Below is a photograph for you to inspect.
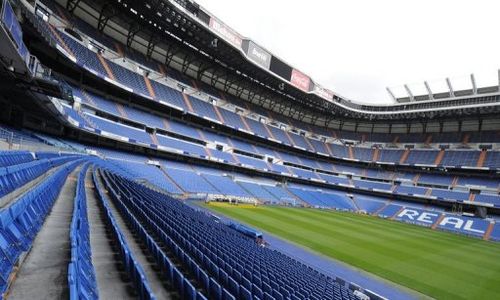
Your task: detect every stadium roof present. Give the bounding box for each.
[42,0,500,124]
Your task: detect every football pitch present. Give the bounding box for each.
[202,203,500,300]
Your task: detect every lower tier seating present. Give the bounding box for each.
[98,169,358,299]
[0,155,78,198]
[68,163,99,299]
[93,169,156,300]
[0,157,82,294]
[0,148,497,299]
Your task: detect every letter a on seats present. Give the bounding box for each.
[439,217,464,229]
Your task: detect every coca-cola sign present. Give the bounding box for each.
[290,69,311,92]
[209,17,242,48]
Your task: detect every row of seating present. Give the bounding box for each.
[94,147,500,208]
[288,186,356,210]
[0,158,82,295]
[0,155,82,200]
[73,87,500,170]
[99,154,500,233]
[0,150,33,168]
[92,169,156,300]
[99,168,208,300]
[99,169,359,299]
[62,101,500,197]
[68,163,99,300]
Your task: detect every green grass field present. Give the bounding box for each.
[202,203,500,300]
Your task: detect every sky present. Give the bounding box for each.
[195,0,500,104]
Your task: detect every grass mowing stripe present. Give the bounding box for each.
[203,203,500,300]
[247,208,500,299]
[268,208,500,269]
[258,208,494,283]
[271,207,500,258]
[287,208,489,249]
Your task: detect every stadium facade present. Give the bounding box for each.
[0,0,498,299]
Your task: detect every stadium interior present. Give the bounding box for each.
[0,0,498,299]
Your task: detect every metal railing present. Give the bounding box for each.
[0,126,78,153]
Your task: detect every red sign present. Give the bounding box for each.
[209,18,242,48]
[290,69,311,92]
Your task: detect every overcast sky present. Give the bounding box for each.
[195,0,500,104]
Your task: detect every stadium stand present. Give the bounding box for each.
[0,0,499,298]
[68,163,99,299]
[98,169,359,299]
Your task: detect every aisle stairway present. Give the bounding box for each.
[94,171,172,299]
[8,166,82,299]
[0,152,84,296]
[82,166,132,299]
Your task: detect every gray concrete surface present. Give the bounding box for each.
[7,166,80,300]
[95,172,172,300]
[85,168,135,300]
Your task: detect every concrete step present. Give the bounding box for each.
[8,166,81,299]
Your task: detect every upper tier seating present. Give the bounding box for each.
[58,32,107,77]
[395,185,428,196]
[419,174,454,186]
[44,100,500,208]
[80,90,121,116]
[189,97,219,121]
[475,193,500,206]
[309,138,329,154]
[107,60,150,96]
[431,188,470,201]
[352,147,373,161]
[67,84,500,174]
[245,119,270,137]
[62,105,92,127]
[165,119,202,140]
[87,114,152,144]
[354,180,393,191]
[456,177,499,189]
[483,151,500,168]
[440,150,480,166]
[218,109,247,130]
[156,134,206,157]
[378,150,403,163]
[405,150,438,165]
[44,22,500,148]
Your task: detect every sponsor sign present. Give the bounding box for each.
[290,69,311,92]
[313,84,335,101]
[246,41,271,69]
[209,17,242,48]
